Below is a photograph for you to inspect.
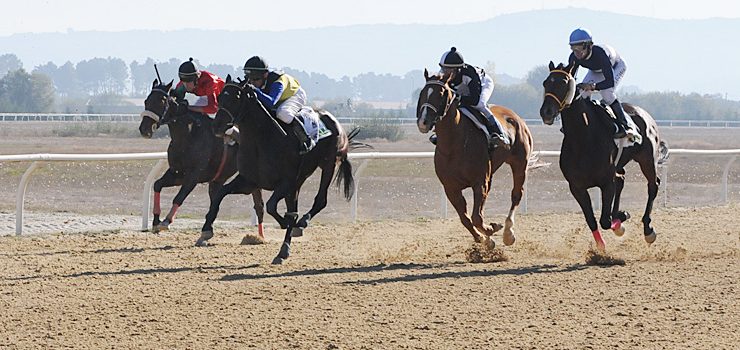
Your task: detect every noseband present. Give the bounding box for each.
[420,80,456,122]
[141,88,172,125]
[544,69,577,112]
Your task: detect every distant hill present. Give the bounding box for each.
[1,8,739,97]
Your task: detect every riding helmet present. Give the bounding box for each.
[569,28,593,45]
[178,57,199,82]
[439,47,464,68]
[243,56,269,77]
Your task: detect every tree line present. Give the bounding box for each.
[0,53,738,120]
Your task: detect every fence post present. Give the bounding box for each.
[721,155,737,204]
[351,159,370,222]
[440,186,448,219]
[15,161,43,235]
[661,164,669,207]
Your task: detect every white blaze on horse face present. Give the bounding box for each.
[418,110,430,133]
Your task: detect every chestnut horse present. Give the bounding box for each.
[139,79,264,235]
[417,70,533,247]
[539,62,669,251]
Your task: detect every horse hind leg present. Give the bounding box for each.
[445,186,487,244]
[503,160,528,246]
[638,158,659,244]
[569,183,605,251]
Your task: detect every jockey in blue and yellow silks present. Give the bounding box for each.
[243,55,314,154]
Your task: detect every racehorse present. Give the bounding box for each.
[417,69,534,247]
[539,61,669,251]
[199,75,362,264]
[139,79,264,236]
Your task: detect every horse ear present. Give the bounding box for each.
[565,61,576,75]
[152,79,158,88]
[424,68,430,80]
[166,79,173,90]
[226,74,232,83]
[548,61,555,71]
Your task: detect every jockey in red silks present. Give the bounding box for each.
[172,57,225,119]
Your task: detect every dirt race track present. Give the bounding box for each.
[0,205,738,349]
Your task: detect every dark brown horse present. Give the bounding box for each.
[200,76,361,263]
[539,62,669,251]
[416,70,533,247]
[139,79,264,236]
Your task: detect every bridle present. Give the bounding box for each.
[419,80,456,123]
[544,69,577,112]
[216,83,244,124]
[141,88,173,125]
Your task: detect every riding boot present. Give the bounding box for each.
[610,100,630,139]
[484,114,511,151]
[290,120,314,155]
[429,133,437,145]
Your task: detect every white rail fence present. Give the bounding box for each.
[1,150,738,235]
[2,114,740,128]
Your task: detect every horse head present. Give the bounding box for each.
[539,61,577,125]
[139,79,176,138]
[416,68,457,133]
[214,74,248,136]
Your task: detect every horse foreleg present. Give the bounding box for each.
[199,175,253,246]
[569,182,605,251]
[266,182,291,229]
[151,169,178,230]
[251,190,265,238]
[638,160,659,244]
[159,173,199,230]
[471,183,500,238]
[444,186,486,243]
[611,169,628,236]
[598,179,615,231]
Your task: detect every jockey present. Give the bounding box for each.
[243,55,314,154]
[432,47,510,150]
[568,28,631,138]
[172,57,225,120]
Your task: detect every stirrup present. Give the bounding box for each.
[489,134,510,151]
[429,134,437,145]
[613,125,627,139]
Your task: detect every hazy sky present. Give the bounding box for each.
[3,0,740,35]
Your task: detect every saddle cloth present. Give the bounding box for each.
[458,106,492,140]
[297,106,332,145]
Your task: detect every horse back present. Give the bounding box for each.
[622,103,664,162]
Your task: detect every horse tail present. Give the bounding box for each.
[658,140,670,165]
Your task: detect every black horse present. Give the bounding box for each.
[198,76,361,263]
[539,62,669,251]
[139,79,264,235]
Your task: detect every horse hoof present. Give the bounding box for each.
[483,237,496,250]
[613,224,626,237]
[503,231,516,246]
[290,227,304,238]
[645,230,657,244]
[271,256,285,265]
[491,223,504,233]
[195,231,214,247]
[278,242,291,260]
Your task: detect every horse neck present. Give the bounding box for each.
[434,105,466,147]
[166,117,192,145]
[561,99,611,150]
